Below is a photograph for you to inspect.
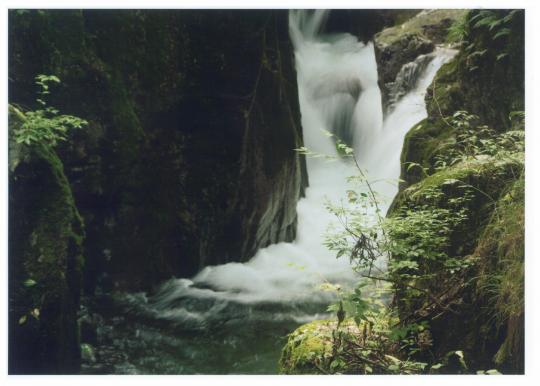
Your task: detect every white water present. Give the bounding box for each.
[132,10,456,320]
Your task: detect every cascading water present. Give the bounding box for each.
[83,10,456,375]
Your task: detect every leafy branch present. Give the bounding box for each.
[11,74,87,149]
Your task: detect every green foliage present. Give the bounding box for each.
[386,203,470,277]
[446,12,469,43]
[470,10,519,37]
[462,10,521,67]
[477,369,502,375]
[23,278,37,287]
[433,110,524,171]
[475,176,524,329]
[12,74,87,148]
[305,108,524,373]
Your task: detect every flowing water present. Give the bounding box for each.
[82,10,455,375]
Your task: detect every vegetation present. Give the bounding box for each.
[375,9,466,45]
[283,102,524,374]
[8,8,524,376]
[9,76,87,373]
[11,74,87,149]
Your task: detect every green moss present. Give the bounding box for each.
[108,71,145,162]
[376,10,467,45]
[425,58,463,118]
[425,10,524,132]
[412,156,519,197]
[399,118,456,188]
[474,176,524,372]
[279,319,371,374]
[279,316,400,375]
[279,320,335,374]
[9,106,85,374]
[394,153,523,214]
[389,9,524,373]
[389,153,524,372]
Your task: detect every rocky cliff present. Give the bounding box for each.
[9,10,308,292]
[374,10,466,113]
[9,106,85,374]
[391,9,524,373]
[9,9,308,373]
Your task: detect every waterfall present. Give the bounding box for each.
[122,7,456,331]
[97,10,457,374]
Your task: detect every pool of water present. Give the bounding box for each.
[81,291,333,374]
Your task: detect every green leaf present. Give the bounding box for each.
[23,278,37,287]
[493,28,511,40]
[488,19,503,31]
[385,354,401,363]
[473,14,497,29]
[18,315,27,325]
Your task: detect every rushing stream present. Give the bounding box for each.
[82,10,455,375]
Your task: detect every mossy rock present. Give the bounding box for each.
[423,10,524,132]
[9,106,85,374]
[393,153,523,215]
[279,316,402,375]
[473,176,524,373]
[389,9,524,373]
[398,118,456,188]
[279,320,357,374]
[389,155,523,372]
[9,10,308,292]
[375,9,466,46]
[374,10,466,111]
[407,154,521,200]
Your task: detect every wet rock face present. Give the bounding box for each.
[385,53,435,112]
[374,10,467,113]
[9,10,307,291]
[375,34,435,110]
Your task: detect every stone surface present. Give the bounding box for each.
[388,9,525,373]
[9,106,85,374]
[9,10,308,291]
[374,10,466,112]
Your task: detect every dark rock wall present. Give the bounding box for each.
[9,10,308,291]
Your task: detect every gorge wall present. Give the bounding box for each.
[9,10,308,293]
[391,9,524,373]
[9,9,308,373]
